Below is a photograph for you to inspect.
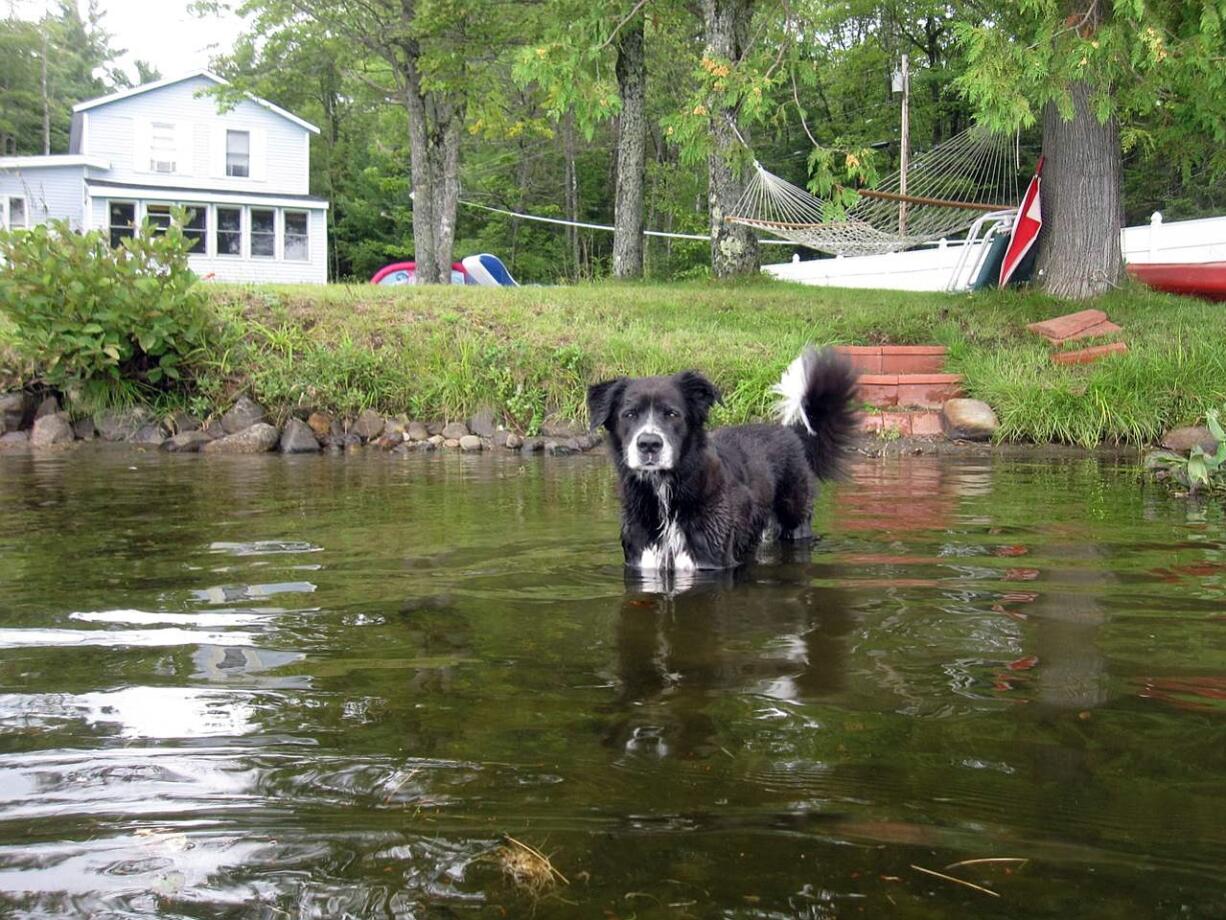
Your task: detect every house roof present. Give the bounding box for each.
[72,70,320,136]
[0,155,110,170]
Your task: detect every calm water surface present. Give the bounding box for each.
[0,448,1223,918]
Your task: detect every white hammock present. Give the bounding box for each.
[728,127,1022,256]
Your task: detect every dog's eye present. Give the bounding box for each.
[662,408,680,418]
[622,409,637,419]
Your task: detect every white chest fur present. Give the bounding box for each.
[635,481,696,571]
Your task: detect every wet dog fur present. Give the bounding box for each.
[587,347,859,572]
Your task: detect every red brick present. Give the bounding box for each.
[833,345,882,374]
[860,413,884,433]
[1061,319,1122,341]
[896,373,964,408]
[880,412,913,436]
[1051,341,1129,365]
[909,411,945,437]
[1027,309,1108,343]
[882,352,947,374]
[857,373,898,407]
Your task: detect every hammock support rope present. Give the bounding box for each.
[727,127,1023,257]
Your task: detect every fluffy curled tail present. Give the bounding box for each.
[771,346,860,479]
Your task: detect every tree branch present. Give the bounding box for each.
[596,0,650,52]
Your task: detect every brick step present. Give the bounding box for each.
[857,373,964,409]
[861,409,944,438]
[1027,309,1120,344]
[835,344,948,374]
[1051,341,1129,365]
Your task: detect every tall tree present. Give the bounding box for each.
[702,0,760,278]
[613,12,647,278]
[222,0,517,284]
[957,0,1226,299]
[515,0,652,279]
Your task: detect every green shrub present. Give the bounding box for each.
[0,215,215,409]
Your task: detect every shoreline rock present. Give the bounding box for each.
[202,422,280,454]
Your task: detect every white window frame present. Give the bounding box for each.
[225,129,251,178]
[214,204,245,259]
[3,195,28,230]
[149,120,178,174]
[283,210,309,262]
[249,206,277,259]
[178,203,208,255]
[107,199,137,247]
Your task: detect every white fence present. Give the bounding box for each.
[762,212,1226,291]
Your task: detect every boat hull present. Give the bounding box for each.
[1127,262,1226,301]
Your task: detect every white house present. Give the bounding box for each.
[0,71,329,284]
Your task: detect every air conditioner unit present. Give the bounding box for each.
[151,159,176,173]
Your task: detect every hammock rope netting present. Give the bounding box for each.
[728,127,1024,256]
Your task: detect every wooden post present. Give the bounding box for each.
[41,22,50,156]
[898,53,909,236]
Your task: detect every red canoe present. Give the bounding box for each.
[1127,262,1226,302]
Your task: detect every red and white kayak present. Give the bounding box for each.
[1127,262,1226,302]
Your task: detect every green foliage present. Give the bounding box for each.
[0,217,216,410]
[1146,408,1226,493]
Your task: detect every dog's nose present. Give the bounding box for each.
[636,432,663,456]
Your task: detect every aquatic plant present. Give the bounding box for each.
[1146,408,1226,494]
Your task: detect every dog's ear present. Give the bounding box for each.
[673,371,721,425]
[586,377,627,431]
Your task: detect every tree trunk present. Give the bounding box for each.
[1035,79,1124,299]
[702,0,759,278]
[613,15,646,279]
[402,50,464,285]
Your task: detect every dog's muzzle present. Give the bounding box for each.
[626,421,673,471]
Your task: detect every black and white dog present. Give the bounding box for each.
[587,347,859,572]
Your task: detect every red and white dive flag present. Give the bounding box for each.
[999,156,1044,287]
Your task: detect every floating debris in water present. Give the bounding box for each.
[493,835,568,896]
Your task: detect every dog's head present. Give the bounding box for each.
[587,371,720,474]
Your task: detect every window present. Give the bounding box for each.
[226,130,250,177]
[284,211,309,261]
[145,203,173,235]
[181,205,206,254]
[5,197,27,230]
[149,121,177,173]
[109,201,136,247]
[250,208,275,258]
[216,206,242,256]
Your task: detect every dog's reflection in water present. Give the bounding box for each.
[603,546,853,760]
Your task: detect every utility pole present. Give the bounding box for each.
[898,53,910,236]
[41,17,51,156]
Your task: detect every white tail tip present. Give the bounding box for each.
[771,349,814,434]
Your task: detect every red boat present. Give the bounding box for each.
[1127,261,1226,301]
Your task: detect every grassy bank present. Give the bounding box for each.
[196,279,1226,447]
[4,278,1224,446]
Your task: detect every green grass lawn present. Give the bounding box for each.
[201,278,1226,447]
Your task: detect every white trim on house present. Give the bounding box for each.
[85,180,329,211]
[72,70,321,136]
[0,155,110,170]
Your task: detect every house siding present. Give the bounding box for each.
[0,164,87,230]
[83,76,311,196]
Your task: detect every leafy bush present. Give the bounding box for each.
[0,215,214,408]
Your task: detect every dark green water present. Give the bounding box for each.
[0,448,1223,918]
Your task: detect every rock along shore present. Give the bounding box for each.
[0,392,607,458]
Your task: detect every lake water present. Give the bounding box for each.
[0,448,1223,918]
